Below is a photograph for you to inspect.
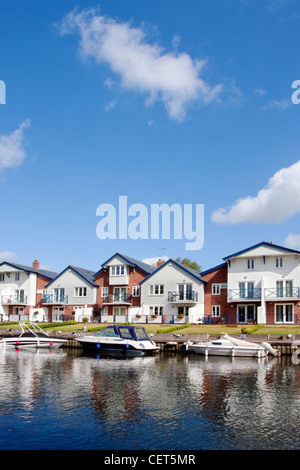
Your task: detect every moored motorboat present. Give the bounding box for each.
[77,325,160,356]
[187,334,279,358]
[0,321,68,349]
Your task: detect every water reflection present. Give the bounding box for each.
[0,347,299,450]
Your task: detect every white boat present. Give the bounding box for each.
[77,325,160,356]
[0,321,68,349]
[187,334,279,358]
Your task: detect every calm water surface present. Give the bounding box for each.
[0,347,299,450]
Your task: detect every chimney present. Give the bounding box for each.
[157,259,163,268]
[32,259,40,269]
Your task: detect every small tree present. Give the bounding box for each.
[175,257,201,272]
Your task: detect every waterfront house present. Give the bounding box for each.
[223,241,300,325]
[0,260,57,322]
[139,259,206,324]
[94,253,155,322]
[43,265,99,322]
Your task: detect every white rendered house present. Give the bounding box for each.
[43,265,99,322]
[0,260,57,322]
[224,242,300,324]
[139,259,205,324]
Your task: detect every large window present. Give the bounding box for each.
[275,304,293,323]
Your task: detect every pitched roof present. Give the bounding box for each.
[223,241,300,260]
[95,252,155,276]
[200,263,227,276]
[0,261,57,280]
[45,265,99,288]
[139,258,206,285]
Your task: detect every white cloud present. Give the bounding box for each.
[284,233,300,249]
[0,251,17,262]
[142,256,168,267]
[58,8,222,121]
[260,99,291,110]
[211,160,300,224]
[0,120,31,173]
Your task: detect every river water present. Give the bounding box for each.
[0,347,299,451]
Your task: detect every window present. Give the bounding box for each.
[74,287,87,297]
[276,280,293,298]
[178,307,189,315]
[275,304,293,323]
[15,290,25,302]
[102,286,109,297]
[101,306,108,315]
[0,274,4,282]
[132,286,140,297]
[15,273,20,281]
[149,284,164,295]
[276,257,283,268]
[212,284,221,295]
[113,307,127,316]
[150,306,163,315]
[111,265,125,276]
[212,305,220,317]
[247,259,255,269]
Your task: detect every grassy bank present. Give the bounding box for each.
[2,321,300,336]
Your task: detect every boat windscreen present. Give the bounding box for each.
[95,327,119,337]
[119,327,134,340]
[134,327,150,340]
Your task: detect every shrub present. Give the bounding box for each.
[241,323,263,335]
[157,323,191,334]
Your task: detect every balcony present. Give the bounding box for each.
[1,294,28,305]
[264,287,300,300]
[42,294,68,304]
[228,288,261,301]
[102,293,132,304]
[168,291,198,304]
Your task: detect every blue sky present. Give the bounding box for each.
[1,0,300,274]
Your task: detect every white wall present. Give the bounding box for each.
[46,268,97,305]
[140,261,204,323]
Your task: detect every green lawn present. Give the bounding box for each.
[2,322,300,336]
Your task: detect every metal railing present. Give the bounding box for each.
[1,294,28,304]
[264,287,300,299]
[168,291,198,302]
[42,294,69,304]
[228,288,261,300]
[102,293,132,303]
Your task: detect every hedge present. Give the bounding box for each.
[241,323,263,334]
[156,323,191,334]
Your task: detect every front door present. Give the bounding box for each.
[237,305,255,323]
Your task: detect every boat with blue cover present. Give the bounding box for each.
[76,325,160,355]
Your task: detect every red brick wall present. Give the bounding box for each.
[202,264,236,324]
[265,301,300,324]
[94,265,149,315]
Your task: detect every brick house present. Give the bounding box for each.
[201,263,234,324]
[94,253,155,322]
